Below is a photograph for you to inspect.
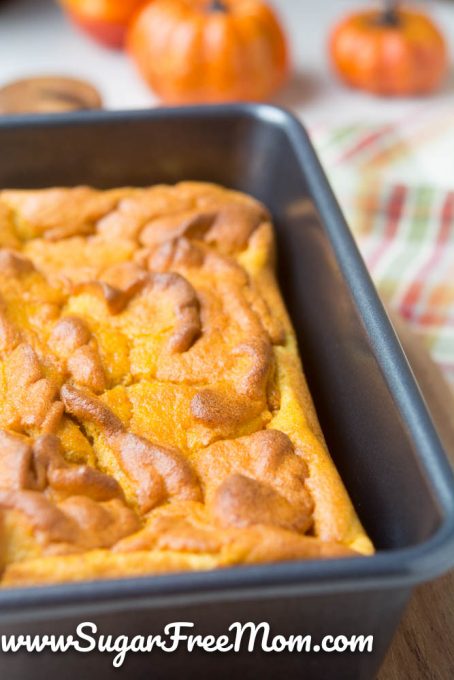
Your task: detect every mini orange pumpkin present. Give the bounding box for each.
[329,3,448,96]
[127,0,289,104]
[60,0,146,48]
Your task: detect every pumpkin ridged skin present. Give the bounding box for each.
[330,9,448,96]
[127,0,289,104]
[61,0,145,48]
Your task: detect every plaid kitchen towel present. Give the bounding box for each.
[310,105,454,390]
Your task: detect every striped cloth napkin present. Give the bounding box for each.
[311,105,454,391]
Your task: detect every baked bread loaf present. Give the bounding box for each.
[0,182,373,586]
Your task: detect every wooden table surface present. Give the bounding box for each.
[378,310,454,680]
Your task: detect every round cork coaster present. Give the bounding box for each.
[0,76,103,114]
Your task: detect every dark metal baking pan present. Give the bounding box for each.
[0,105,453,680]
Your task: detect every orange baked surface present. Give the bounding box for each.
[0,182,373,587]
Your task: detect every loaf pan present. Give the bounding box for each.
[0,105,453,680]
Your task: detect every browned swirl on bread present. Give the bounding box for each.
[0,182,372,586]
[61,383,202,513]
[74,272,201,353]
[0,431,139,556]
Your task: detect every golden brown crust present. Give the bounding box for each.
[0,182,373,587]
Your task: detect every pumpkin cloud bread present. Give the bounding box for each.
[0,182,373,587]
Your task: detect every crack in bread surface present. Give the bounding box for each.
[0,182,373,587]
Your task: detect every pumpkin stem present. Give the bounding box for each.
[211,0,228,12]
[379,0,400,27]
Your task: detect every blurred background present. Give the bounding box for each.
[1,0,454,119]
[0,0,453,392]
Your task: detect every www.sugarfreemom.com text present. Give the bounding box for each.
[1,622,374,667]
